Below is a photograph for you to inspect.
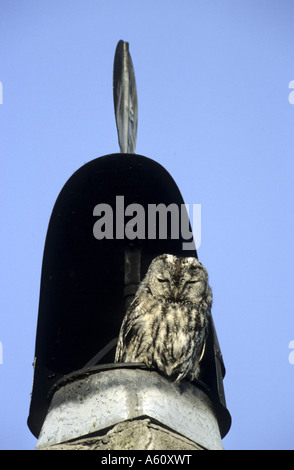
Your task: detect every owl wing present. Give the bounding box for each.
[172,303,209,383]
[114,296,142,362]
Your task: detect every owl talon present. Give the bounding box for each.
[143,358,153,368]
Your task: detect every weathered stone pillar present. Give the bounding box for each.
[36,368,223,450]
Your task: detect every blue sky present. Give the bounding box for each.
[1,1,294,450]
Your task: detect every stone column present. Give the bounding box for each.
[36,368,223,450]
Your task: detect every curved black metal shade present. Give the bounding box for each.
[27,153,231,439]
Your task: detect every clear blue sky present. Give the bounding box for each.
[1,0,294,450]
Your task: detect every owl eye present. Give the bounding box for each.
[157,278,169,283]
[186,280,198,285]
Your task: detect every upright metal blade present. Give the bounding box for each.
[113,40,138,154]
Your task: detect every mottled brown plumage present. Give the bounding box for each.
[115,254,212,382]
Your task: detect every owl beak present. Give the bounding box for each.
[173,288,179,301]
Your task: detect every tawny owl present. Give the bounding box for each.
[115,254,212,382]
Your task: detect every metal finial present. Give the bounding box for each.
[113,40,138,154]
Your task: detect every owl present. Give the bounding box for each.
[115,254,212,382]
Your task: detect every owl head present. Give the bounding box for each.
[141,254,212,305]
